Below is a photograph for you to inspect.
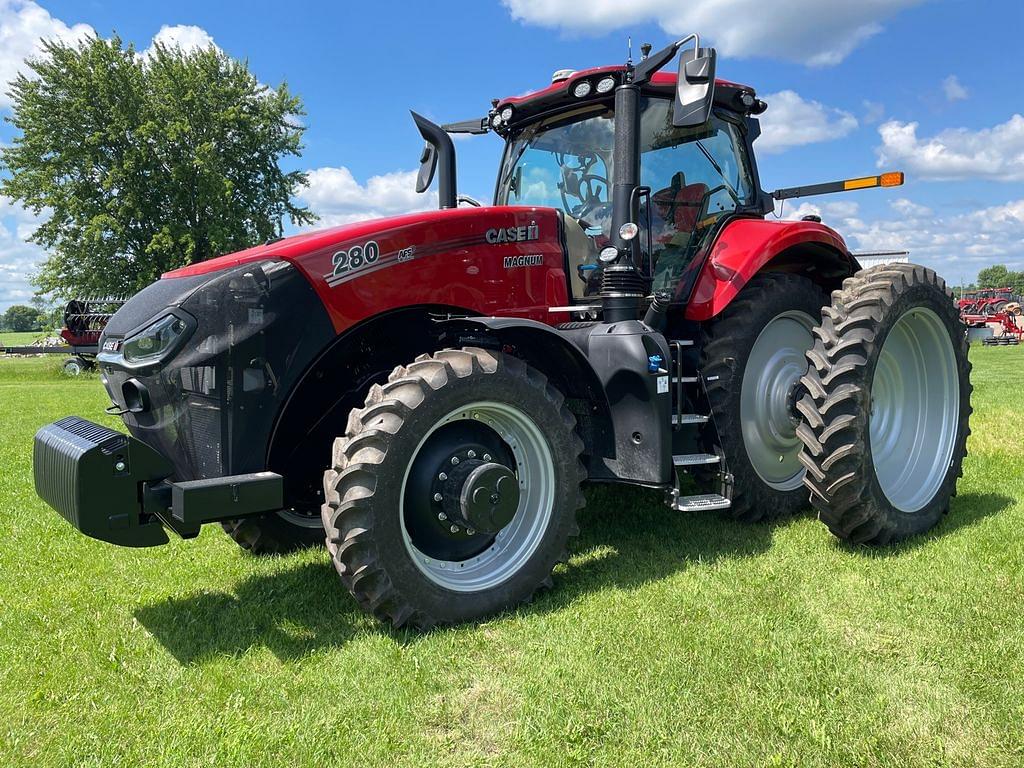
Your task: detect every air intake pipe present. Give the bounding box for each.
[411,111,457,209]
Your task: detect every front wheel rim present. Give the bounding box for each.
[400,401,556,592]
[870,307,959,512]
[740,310,816,491]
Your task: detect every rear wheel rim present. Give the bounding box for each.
[870,307,959,512]
[400,401,556,592]
[740,310,816,491]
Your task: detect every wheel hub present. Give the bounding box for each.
[441,459,520,534]
[740,310,816,491]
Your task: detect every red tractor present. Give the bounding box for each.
[34,36,972,628]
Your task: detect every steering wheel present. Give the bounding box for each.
[557,153,609,219]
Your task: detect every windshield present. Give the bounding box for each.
[496,97,756,298]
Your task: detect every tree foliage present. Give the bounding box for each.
[3,305,43,332]
[977,264,1024,293]
[0,36,315,299]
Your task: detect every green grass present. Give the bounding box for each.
[1,348,1021,767]
[0,330,58,347]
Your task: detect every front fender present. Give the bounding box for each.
[443,317,616,459]
[684,218,854,321]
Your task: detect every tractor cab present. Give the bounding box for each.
[492,77,766,301]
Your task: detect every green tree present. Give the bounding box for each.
[977,265,1012,289]
[3,305,42,332]
[0,36,315,299]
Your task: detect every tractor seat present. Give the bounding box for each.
[652,172,707,243]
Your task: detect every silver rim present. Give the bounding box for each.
[740,310,816,491]
[400,401,556,592]
[64,361,81,375]
[870,307,959,513]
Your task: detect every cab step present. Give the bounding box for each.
[672,453,721,466]
[672,493,732,512]
[672,414,710,425]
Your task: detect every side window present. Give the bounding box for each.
[639,99,754,292]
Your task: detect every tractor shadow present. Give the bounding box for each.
[136,490,1009,664]
[136,484,785,664]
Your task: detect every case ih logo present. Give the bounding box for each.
[503,254,544,269]
[485,223,539,244]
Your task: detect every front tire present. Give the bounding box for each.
[796,264,972,544]
[699,272,826,522]
[321,348,585,629]
[220,510,324,555]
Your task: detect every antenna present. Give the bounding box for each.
[627,36,632,66]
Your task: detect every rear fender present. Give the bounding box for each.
[684,218,857,321]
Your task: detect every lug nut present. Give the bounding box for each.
[450,524,460,534]
[438,472,447,481]
[438,512,447,521]
[467,450,476,458]
[433,492,443,502]
[482,454,491,461]
[451,456,460,465]
[467,528,476,536]
[114,461,126,472]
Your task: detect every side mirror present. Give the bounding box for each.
[416,141,437,194]
[673,46,716,127]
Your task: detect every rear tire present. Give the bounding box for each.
[699,272,826,522]
[796,264,972,545]
[321,347,585,629]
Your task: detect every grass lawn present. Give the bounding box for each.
[0,330,59,347]
[1,348,1021,767]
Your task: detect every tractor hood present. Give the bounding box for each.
[161,209,459,280]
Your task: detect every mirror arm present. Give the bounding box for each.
[633,33,699,84]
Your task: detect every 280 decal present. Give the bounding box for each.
[330,240,380,278]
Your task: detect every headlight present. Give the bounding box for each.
[573,81,592,98]
[122,314,190,364]
[596,76,616,94]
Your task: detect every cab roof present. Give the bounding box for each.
[491,65,756,135]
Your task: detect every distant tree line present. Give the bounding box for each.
[975,265,1024,294]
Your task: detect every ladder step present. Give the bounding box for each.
[673,493,732,512]
[670,339,695,347]
[672,414,710,425]
[673,453,721,467]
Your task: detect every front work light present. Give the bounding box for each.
[618,222,639,241]
[500,106,513,122]
[122,314,189,364]
[573,81,592,98]
[596,76,616,94]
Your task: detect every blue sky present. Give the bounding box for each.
[1,0,1022,310]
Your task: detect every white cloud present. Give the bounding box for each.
[502,0,923,66]
[0,0,94,109]
[299,167,437,227]
[772,195,1024,281]
[876,115,1024,181]
[141,24,218,59]
[0,195,47,311]
[942,75,968,102]
[757,90,858,153]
